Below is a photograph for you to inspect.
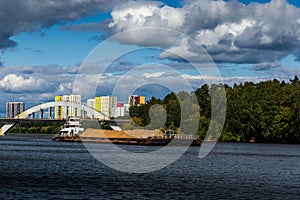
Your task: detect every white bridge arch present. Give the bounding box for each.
[1,101,111,136]
[17,101,110,120]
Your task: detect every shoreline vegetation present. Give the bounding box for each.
[8,133,54,137]
[6,77,300,144]
[6,121,64,136]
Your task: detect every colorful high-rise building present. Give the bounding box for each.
[128,95,145,107]
[54,94,81,119]
[63,94,81,118]
[93,96,117,118]
[6,102,25,118]
[140,96,145,105]
[54,96,63,119]
[94,96,102,112]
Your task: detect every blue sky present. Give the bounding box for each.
[1,0,300,116]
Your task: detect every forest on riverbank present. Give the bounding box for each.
[129,76,300,144]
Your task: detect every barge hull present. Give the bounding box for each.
[53,136,201,146]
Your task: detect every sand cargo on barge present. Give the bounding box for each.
[52,118,201,146]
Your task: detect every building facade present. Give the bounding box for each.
[94,96,102,113]
[87,98,95,109]
[54,96,63,119]
[54,94,81,119]
[86,98,95,119]
[6,102,25,118]
[89,96,117,118]
[102,96,117,118]
[128,95,145,107]
[114,103,125,118]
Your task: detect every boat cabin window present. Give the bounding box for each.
[69,118,80,122]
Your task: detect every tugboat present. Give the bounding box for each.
[52,117,84,142]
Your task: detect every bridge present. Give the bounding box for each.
[0,118,65,123]
[0,101,119,136]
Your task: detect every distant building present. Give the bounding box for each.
[87,99,95,108]
[54,96,63,119]
[86,98,95,118]
[128,95,145,107]
[115,103,125,118]
[92,96,117,118]
[63,94,81,118]
[102,96,117,118]
[94,96,102,113]
[6,102,25,118]
[54,94,81,119]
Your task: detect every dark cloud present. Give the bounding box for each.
[294,49,300,61]
[252,61,281,71]
[207,48,286,64]
[60,20,111,32]
[0,0,119,49]
[21,69,34,75]
[114,58,135,66]
[183,0,247,33]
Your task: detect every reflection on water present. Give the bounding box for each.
[0,134,299,199]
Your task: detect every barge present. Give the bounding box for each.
[53,119,201,146]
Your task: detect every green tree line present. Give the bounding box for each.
[8,121,65,135]
[129,76,300,144]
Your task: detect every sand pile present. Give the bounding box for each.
[80,128,163,139]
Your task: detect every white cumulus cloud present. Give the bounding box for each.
[0,74,52,93]
[107,0,300,65]
[142,72,165,78]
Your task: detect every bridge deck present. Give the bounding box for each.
[0,118,130,123]
[0,118,66,123]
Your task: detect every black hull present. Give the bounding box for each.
[53,136,201,146]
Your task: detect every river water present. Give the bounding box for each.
[0,134,299,199]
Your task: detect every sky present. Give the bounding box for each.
[1,0,300,116]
